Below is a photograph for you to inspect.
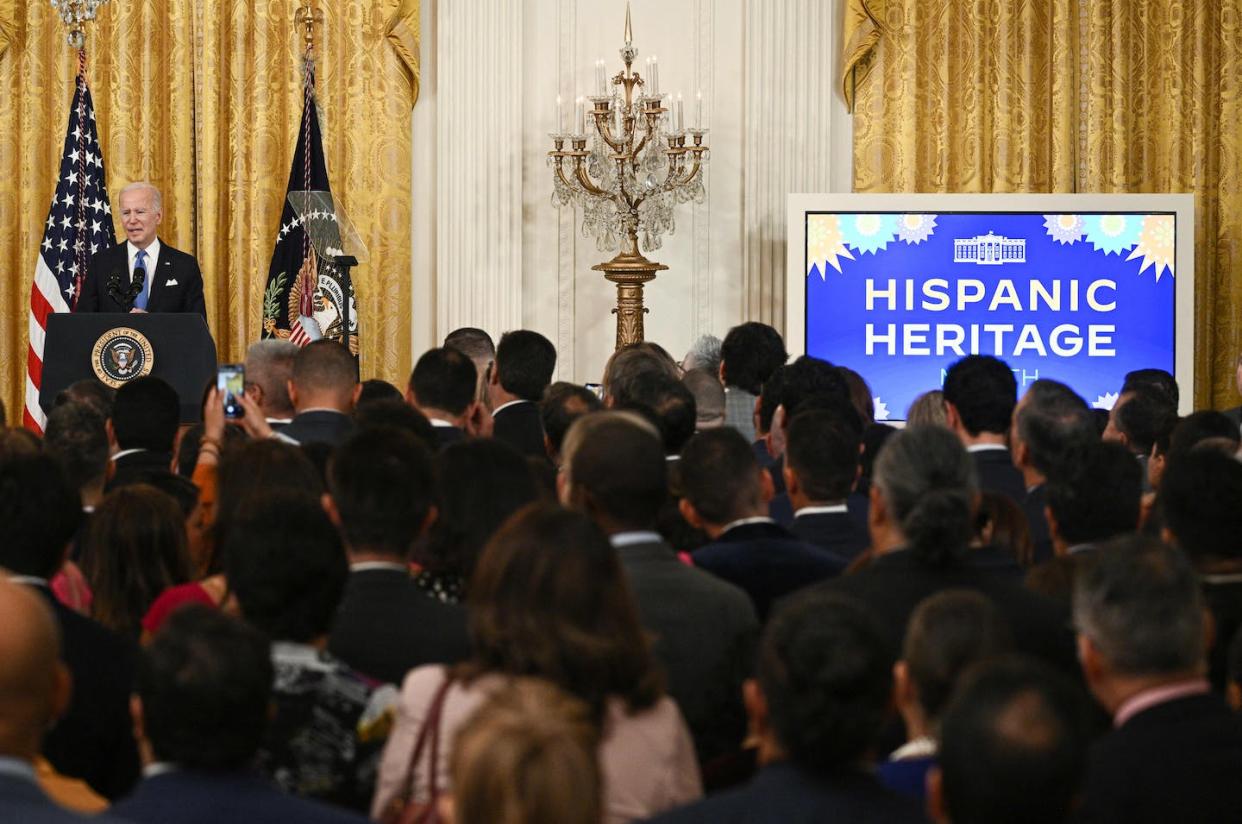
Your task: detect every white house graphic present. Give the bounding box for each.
[953,232,1026,265]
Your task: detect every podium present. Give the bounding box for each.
[39,314,218,424]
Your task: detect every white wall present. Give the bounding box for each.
[411,0,853,382]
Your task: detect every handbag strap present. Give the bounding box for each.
[397,671,455,808]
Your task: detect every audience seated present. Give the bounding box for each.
[326,428,471,685]
[243,339,299,428]
[269,339,360,446]
[941,355,1026,504]
[539,381,602,466]
[406,346,480,450]
[680,427,846,620]
[560,412,758,766]
[682,368,725,430]
[1074,536,1242,823]
[784,407,870,562]
[373,504,701,823]
[487,330,556,458]
[648,590,924,823]
[107,376,180,490]
[718,322,787,441]
[113,605,365,824]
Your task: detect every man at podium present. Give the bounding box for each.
[77,182,206,319]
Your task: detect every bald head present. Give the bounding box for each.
[0,579,71,759]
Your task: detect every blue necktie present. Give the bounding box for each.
[133,249,149,310]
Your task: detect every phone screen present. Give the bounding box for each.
[585,382,604,400]
[217,364,245,419]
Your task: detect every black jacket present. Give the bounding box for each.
[790,509,871,562]
[78,241,206,317]
[279,410,355,448]
[492,400,546,459]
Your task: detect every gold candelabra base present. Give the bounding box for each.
[592,251,668,349]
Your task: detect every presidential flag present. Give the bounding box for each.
[260,92,356,351]
[25,73,116,432]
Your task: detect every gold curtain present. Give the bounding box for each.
[0,1,419,424]
[847,0,1241,408]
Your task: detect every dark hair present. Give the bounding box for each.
[903,590,1012,725]
[720,322,787,395]
[444,327,496,362]
[858,422,898,497]
[112,376,180,452]
[776,357,850,424]
[175,423,246,479]
[291,339,358,395]
[1045,440,1141,546]
[52,378,115,417]
[1159,449,1242,563]
[495,330,557,400]
[539,383,602,456]
[837,366,875,422]
[328,428,436,558]
[756,366,785,435]
[226,490,348,642]
[974,492,1034,566]
[139,605,273,770]
[83,485,192,638]
[43,402,109,490]
[1122,368,1179,409]
[422,439,541,581]
[679,428,763,524]
[1014,380,1095,478]
[357,379,403,407]
[618,372,697,455]
[1113,385,1177,455]
[410,347,478,416]
[603,346,680,408]
[0,454,82,577]
[567,416,667,530]
[1073,535,1205,675]
[466,504,662,722]
[759,591,892,772]
[785,409,864,502]
[353,397,437,452]
[939,656,1088,824]
[942,355,1017,436]
[1168,411,1240,459]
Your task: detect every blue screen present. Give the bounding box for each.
[804,212,1177,420]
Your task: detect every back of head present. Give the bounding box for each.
[410,346,478,416]
[444,327,496,363]
[907,390,947,427]
[1113,384,1177,455]
[873,425,977,566]
[619,372,697,455]
[720,322,787,395]
[0,578,65,758]
[603,345,680,407]
[786,407,864,503]
[838,366,875,423]
[353,397,437,451]
[1122,368,1179,410]
[564,413,667,530]
[328,428,435,559]
[682,368,725,429]
[112,376,180,452]
[357,379,403,407]
[759,591,892,773]
[679,428,763,524]
[942,355,1017,437]
[539,382,602,457]
[938,656,1088,824]
[139,604,272,770]
[682,334,722,377]
[1045,440,1141,546]
[1168,410,1240,460]
[777,356,850,421]
[1015,380,1094,478]
[756,366,785,436]
[0,454,82,578]
[225,490,347,642]
[1159,448,1242,564]
[1073,535,1205,676]
[903,590,1013,727]
[215,439,323,553]
[468,504,660,717]
[52,379,115,418]
[43,402,109,492]
[495,330,556,401]
[451,679,601,824]
[244,339,298,417]
[290,339,358,407]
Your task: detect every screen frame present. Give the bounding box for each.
[785,193,1196,417]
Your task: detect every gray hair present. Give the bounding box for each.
[682,368,725,427]
[872,425,977,565]
[118,181,163,213]
[1073,535,1205,676]
[682,334,722,377]
[244,340,299,416]
[906,390,947,427]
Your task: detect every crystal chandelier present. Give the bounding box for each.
[49,0,110,48]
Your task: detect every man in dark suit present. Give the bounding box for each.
[487,329,556,458]
[274,340,358,447]
[784,407,870,562]
[561,412,758,765]
[647,591,924,824]
[113,606,365,824]
[105,376,180,490]
[405,346,478,451]
[1076,537,1242,823]
[679,427,846,620]
[539,381,601,467]
[942,354,1027,503]
[77,182,205,317]
[0,455,139,800]
[326,428,470,684]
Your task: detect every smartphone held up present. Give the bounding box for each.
[217,364,245,419]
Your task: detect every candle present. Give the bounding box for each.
[575,96,584,134]
[556,94,564,133]
[651,56,659,96]
[595,60,606,96]
[695,90,703,128]
[624,1,632,46]
[675,93,684,131]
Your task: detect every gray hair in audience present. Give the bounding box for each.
[444,327,496,362]
[602,345,681,407]
[682,368,725,429]
[682,334,722,377]
[244,339,298,416]
[907,390,947,427]
[1072,535,1205,676]
[1015,379,1094,478]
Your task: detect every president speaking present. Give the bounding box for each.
[77,181,206,318]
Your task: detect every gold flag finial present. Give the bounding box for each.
[295,3,323,55]
[624,1,632,46]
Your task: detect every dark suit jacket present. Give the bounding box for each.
[108,449,176,492]
[970,447,1027,503]
[112,769,367,824]
[1204,579,1242,691]
[492,400,546,458]
[790,509,870,562]
[78,241,206,317]
[279,410,355,448]
[327,567,471,685]
[431,424,465,451]
[1081,692,1242,824]
[692,521,848,620]
[646,762,926,824]
[1022,482,1054,565]
[615,537,759,765]
[0,773,131,824]
[31,585,140,800]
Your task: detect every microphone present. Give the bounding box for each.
[132,262,146,292]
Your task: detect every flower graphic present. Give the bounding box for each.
[839,213,899,255]
[1044,214,1085,245]
[1126,214,1176,281]
[1092,391,1119,411]
[807,214,854,277]
[897,214,937,245]
[873,397,890,421]
[1082,214,1142,255]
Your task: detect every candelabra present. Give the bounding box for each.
[548,6,709,349]
[49,0,111,48]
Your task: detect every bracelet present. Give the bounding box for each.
[201,435,222,449]
[198,443,220,455]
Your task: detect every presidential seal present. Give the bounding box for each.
[91,327,155,388]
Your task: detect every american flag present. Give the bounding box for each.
[25,73,115,432]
